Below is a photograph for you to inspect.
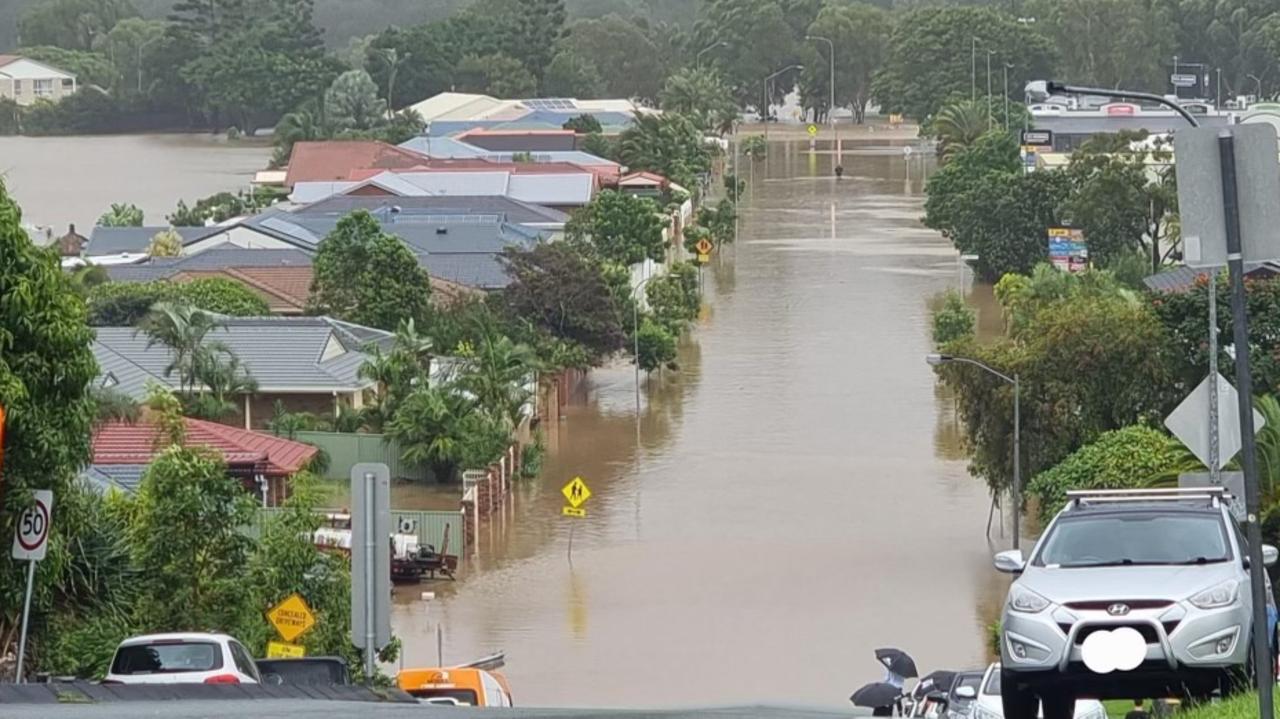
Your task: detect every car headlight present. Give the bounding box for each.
[1190,579,1240,609]
[1009,585,1051,613]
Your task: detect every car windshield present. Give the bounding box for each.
[112,642,221,674]
[1035,512,1230,567]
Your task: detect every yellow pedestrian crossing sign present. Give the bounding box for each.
[807,124,818,137]
[562,476,591,508]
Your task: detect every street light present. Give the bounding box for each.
[631,276,656,413]
[1003,63,1014,129]
[971,37,980,101]
[762,64,803,143]
[926,353,1021,550]
[986,50,996,128]
[805,35,835,127]
[1026,80,1199,127]
[696,41,727,69]
[1249,73,1264,101]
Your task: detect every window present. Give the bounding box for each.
[228,641,259,681]
[12,80,21,94]
[33,79,53,97]
[111,641,222,674]
[61,78,73,88]
[1035,512,1230,568]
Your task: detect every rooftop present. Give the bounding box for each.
[93,316,394,399]
[92,417,318,478]
[283,141,433,187]
[87,226,225,257]
[294,195,570,227]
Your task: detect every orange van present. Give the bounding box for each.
[396,667,513,707]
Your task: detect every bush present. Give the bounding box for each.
[520,431,546,479]
[646,263,700,334]
[635,319,677,372]
[87,279,269,325]
[1026,426,1189,525]
[932,290,975,345]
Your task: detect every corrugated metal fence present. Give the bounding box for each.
[250,507,465,557]
[293,431,429,482]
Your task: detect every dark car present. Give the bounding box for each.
[254,657,350,686]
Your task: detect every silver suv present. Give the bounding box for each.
[994,488,1278,719]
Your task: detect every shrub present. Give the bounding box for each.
[87,278,269,325]
[635,319,677,372]
[932,290,975,345]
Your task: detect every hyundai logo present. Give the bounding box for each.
[1107,603,1131,616]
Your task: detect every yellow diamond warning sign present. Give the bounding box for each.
[561,476,591,508]
[266,592,315,643]
[694,238,714,255]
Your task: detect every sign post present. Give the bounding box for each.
[561,476,592,563]
[350,464,390,682]
[1046,227,1088,272]
[12,489,52,683]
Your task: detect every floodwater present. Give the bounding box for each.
[389,139,1011,708]
[0,134,271,233]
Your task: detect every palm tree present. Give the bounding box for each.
[90,385,142,426]
[458,330,541,429]
[933,99,991,161]
[386,385,508,482]
[136,302,227,395]
[358,318,436,430]
[187,348,257,420]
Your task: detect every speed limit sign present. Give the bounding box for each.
[12,490,52,561]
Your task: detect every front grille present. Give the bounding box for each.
[1074,624,1160,645]
[1162,620,1180,636]
[1064,599,1173,611]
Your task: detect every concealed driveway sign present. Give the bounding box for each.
[266,592,316,643]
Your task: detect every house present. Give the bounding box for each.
[1142,262,1280,293]
[283,140,436,188]
[290,168,596,210]
[92,316,394,429]
[0,55,76,106]
[397,135,622,185]
[86,225,229,259]
[87,417,318,505]
[103,248,317,314]
[293,195,570,235]
[405,92,639,136]
[456,129,578,152]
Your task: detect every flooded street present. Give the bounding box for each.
[392,140,1010,708]
[0,134,271,232]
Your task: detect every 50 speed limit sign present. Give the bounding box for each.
[12,490,53,561]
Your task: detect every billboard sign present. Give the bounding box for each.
[1048,227,1088,272]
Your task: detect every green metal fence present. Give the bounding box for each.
[293,431,428,482]
[250,507,465,557]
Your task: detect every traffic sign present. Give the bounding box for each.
[807,124,818,137]
[12,490,52,561]
[1020,129,1053,147]
[266,592,316,643]
[695,237,714,255]
[562,507,586,518]
[1164,373,1265,469]
[561,476,591,508]
[1171,73,1198,88]
[266,641,306,659]
[697,253,711,264]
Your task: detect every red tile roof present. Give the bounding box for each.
[284,141,432,187]
[92,418,317,477]
[172,267,314,313]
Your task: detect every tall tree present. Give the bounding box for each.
[465,0,567,85]
[325,69,386,131]
[872,5,1056,122]
[307,210,433,331]
[137,301,228,395]
[696,0,800,106]
[0,179,99,664]
[1028,0,1176,92]
[18,0,138,51]
[801,2,891,124]
[566,190,667,266]
[100,18,168,95]
[659,67,737,133]
[454,54,538,98]
[558,14,667,101]
[616,112,712,190]
[542,50,606,98]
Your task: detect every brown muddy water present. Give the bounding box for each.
[385,140,1011,708]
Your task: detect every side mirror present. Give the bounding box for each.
[994,549,1026,574]
[1264,544,1279,567]
[955,685,977,700]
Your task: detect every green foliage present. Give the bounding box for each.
[20,88,120,135]
[660,67,737,133]
[357,318,436,432]
[455,53,538,98]
[168,188,282,226]
[19,46,117,89]
[697,198,737,245]
[635,319,677,372]
[87,278,268,326]
[19,0,138,51]
[544,52,605,99]
[1027,426,1189,524]
[386,385,510,482]
[455,327,541,430]
[325,69,386,131]
[932,100,993,161]
[799,2,891,124]
[499,241,627,366]
[1151,276,1280,398]
[558,14,667,102]
[645,262,700,334]
[0,179,99,665]
[307,210,433,331]
[937,276,1178,497]
[872,5,1056,122]
[562,113,603,135]
[520,431,546,479]
[931,290,975,346]
[97,203,144,227]
[1027,0,1176,92]
[740,134,766,162]
[617,112,712,191]
[698,0,803,107]
[567,190,667,266]
[147,228,182,256]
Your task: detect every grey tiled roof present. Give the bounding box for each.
[294,195,569,226]
[103,248,314,282]
[417,253,512,289]
[1142,262,1280,293]
[81,465,147,494]
[92,317,393,400]
[87,226,224,256]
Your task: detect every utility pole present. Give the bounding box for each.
[986,50,995,128]
[971,38,978,101]
[1003,64,1013,128]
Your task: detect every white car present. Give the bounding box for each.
[104,632,262,685]
[967,664,1106,719]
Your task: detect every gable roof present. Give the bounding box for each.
[1142,262,1280,293]
[0,55,19,69]
[92,418,317,477]
[290,169,596,207]
[87,226,226,257]
[103,247,315,281]
[0,55,77,79]
[294,195,570,226]
[283,141,432,187]
[92,317,393,399]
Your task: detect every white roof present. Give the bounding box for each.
[292,170,595,205]
[507,174,594,205]
[0,57,76,80]
[408,92,505,122]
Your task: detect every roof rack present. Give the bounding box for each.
[1067,487,1229,510]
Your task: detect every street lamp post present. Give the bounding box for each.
[762,64,803,144]
[805,35,835,127]
[696,41,727,69]
[986,50,996,128]
[927,353,1020,550]
[631,276,656,413]
[1003,63,1013,129]
[1249,73,1264,101]
[971,37,979,101]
